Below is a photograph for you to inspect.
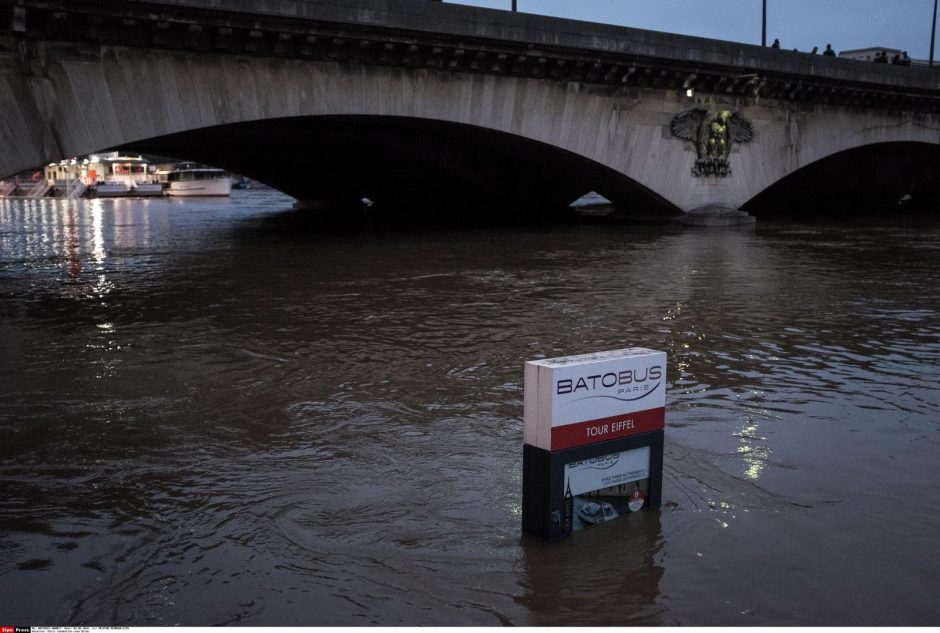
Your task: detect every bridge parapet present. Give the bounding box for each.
[5,0,940,111]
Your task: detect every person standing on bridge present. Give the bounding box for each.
[771,38,780,49]
[823,44,836,57]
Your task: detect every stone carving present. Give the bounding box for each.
[670,109,754,177]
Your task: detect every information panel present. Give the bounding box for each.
[524,348,667,451]
[564,446,650,533]
[522,348,666,541]
[522,432,663,541]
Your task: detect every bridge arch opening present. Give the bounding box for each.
[118,115,678,226]
[743,142,940,220]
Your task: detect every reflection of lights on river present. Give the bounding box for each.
[734,415,770,481]
[662,301,695,379]
[90,198,107,265]
[88,198,117,302]
[662,302,685,321]
[65,203,82,278]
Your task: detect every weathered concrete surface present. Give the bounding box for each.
[3,0,940,213]
[88,0,940,92]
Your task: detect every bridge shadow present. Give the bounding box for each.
[119,115,679,227]
[744,142,940,220]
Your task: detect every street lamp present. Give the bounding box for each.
[512,0,517,11]
[931,0,938,68]
[762,0,767,47]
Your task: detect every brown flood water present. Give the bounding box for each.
[0,192,938,625]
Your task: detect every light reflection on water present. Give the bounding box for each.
[1,193,938,625]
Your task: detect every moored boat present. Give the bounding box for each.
[86,155,161,197]
[93,182,134,197]
[164,164,231,197]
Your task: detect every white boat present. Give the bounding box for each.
[92,182,164,198]
[73,154,163,198]
[133,183,164,196]
[165,165,231,197]
[93,182,134,197]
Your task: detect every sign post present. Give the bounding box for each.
[521,348,666,540]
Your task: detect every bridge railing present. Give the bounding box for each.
[5,0,940,111]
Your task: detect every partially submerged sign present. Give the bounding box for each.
[522,348,667,541]
[524,348,666,451]
[565,446,650,498]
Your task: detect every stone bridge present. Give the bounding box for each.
[3,0,940,219]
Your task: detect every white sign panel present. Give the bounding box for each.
[524,347,666,451]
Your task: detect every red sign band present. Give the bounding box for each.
[550,406,665,450]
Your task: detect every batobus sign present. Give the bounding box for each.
[522,348,666,540]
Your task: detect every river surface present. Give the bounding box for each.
[1,192,938,626]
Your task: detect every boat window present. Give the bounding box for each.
[167,168,226,182]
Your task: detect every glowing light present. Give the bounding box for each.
[91,199,106,265]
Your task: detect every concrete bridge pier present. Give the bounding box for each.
[678,207,756,227]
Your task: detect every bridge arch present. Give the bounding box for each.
[4,10,940,217]
[743,141,940,218]
[3,44,683,216]
[120,114,677,220]
[730,107,940,210]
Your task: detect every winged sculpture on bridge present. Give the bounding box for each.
[670,109,754,177]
